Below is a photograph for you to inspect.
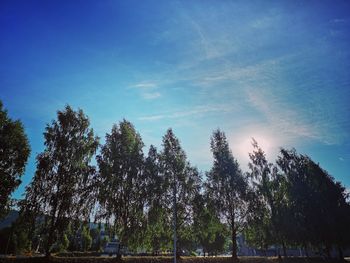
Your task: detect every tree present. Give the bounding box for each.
[0,221,31,255]
[245,139,274,253]
[90,226,102,251]
[160,129,201,257]
[193,193,228,256]
[206,129,249,259]
[96,120,146,251]
[21,105,99,256]
[276,148,350,258]
[143,145,172,253]
[52,232,69,253]
[0,100,30,218]
[81,224,92,251]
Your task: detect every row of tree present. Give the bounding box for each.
[1,102,350,259]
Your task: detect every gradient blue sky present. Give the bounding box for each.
[1,0,349,199]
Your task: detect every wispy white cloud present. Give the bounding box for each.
[138,115,165,121]
[246,90,329,143]
[130,81,162,100]
[139,103,238,121]
[188,18,221,60]
[250,10,281,29]
[330,18,347,24]
[142,92,161,100]
[133,2,347,164]
[131,82,158,89]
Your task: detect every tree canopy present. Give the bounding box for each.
[96,120,146,250]
[0,100,30,218]
[206,129,250,258]
[0,104,348,258]
[21,105,99,256]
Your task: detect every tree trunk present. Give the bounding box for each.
[45,210,57,257]
[45,224,54,256]
[231,218,237,259]
[173,175,178,262]
[304,244,309,258]
[325,245,331,259]
[282,242,287,257]
[338,245,344,261]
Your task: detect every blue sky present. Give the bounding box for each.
[1,0,349,199]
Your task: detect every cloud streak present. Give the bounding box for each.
[130,81,162,100]
[131,82,158,89]
[139,103,238,121]
[142,92,161,100]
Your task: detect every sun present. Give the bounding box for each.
[240,135,271,155]
[231,131,276,162]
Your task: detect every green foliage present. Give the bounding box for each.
[81,225,92,251]
[193,194,228,255]
[0,219,32,255]
[144,206,172,252]
[2,103,349,257]
[143,145,172,252]
[206,129,249,258]
[159,129,201,255]
[90,227,102,251]
[0,101,30,218]
[21,105,99,256]
[245,139,274,250]
[276,148,350,256]
[96,120,145,248]
[52,233,69,253]
[101,236,109,251]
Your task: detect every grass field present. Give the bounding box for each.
[0,256,349,263]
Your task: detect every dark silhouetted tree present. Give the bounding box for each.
[22,105,99,256]
[206,129,249,259]
[0,100,30,218]
[276,148,350,258]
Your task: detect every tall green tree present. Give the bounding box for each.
[245,139,274,252]
[144,145,172,253]
[96,120,146,250]
[276,148,350,258]
[22,105,99,256]
[0,100,30,218]
[206,129,249,259]
[81,224,92,252]
[160,129,201,256]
